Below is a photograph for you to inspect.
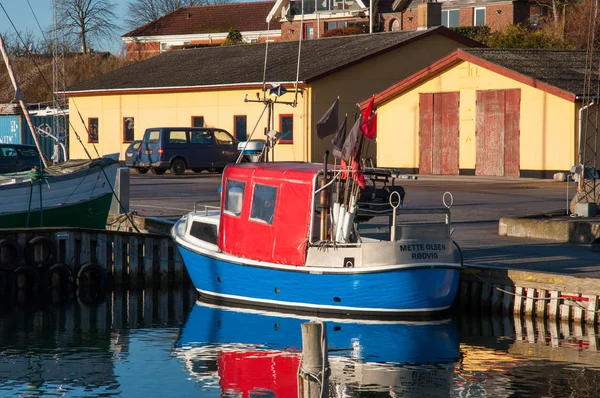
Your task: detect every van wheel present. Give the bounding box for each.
[151,168,166,175]
[135,167,149,174]
[170,159,186,175]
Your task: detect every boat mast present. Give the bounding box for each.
[0,34,52,168]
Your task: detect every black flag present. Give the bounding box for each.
[331,117,347,159]
[341,114,362,160]
[316,98,339,139]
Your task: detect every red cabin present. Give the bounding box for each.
[218,162,322,266]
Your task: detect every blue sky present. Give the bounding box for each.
[1,1,135,54]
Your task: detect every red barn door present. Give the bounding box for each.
[476,89,520,176]
[420,92,460,175]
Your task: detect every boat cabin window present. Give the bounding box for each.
[224,179,246,216]
[189,221,218,244]
[250,184,277,225]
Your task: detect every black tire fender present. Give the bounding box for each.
[24,236,57,269]
[9,265,40,292]
[0,239,22,272]
[43,262,73,291]
[76,262,106,291]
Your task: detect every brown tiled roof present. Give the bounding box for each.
[461,48,600,98]
[363,48,598,109]
[67,27,483,94]
[122,1,280,38]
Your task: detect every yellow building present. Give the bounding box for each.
[365,48,599,178]
[62,26,481,164]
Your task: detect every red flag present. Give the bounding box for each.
[362,96,374,121]
[351,154,366,189]
[360,96,377,139]
[340,158,349,180]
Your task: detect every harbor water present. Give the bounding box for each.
[0,289,599,397]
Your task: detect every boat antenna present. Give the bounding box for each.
[0,33,51,167]
[262,20,270,100]
[293,0,305,107]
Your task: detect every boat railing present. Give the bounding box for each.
[368,191,454,241]
[193,202,220,215]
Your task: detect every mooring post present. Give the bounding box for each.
[299,321,329,398]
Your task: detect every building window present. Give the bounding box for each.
[250,184,278,225]
[123,117,134,142]
[304,24,314,39]
[192,116,204,127]
[390,19,400,31]
[326,21,347,31]
[474,7,486,26]
[280,114,293,144]
[160,43,169,51]
[442,10,460,27]
[88,118,98,143]
[234,115,247,141]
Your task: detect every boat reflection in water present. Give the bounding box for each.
[175,301,461,396]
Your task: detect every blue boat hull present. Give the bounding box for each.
[178,302,461,364]
[177,245,460,316]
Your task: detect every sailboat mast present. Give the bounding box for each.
[0,35,52,168]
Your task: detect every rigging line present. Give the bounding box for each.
[235,102,270,163]
[0,3,94,161]
[0,5,139,233]
[293,0,305,107]
[25,0,48,43]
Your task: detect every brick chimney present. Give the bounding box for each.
[417,1,442,30]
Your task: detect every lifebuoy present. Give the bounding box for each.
[76,262,106,291]
[9,265,40,292]
[24,236,57,269]
[43,263,73,291]
[0,239,22,272]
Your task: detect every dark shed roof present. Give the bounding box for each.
[461,48,600,97]
[122,2,279,38]
[66,27,482,94]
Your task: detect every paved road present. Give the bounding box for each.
[130,170,600,276]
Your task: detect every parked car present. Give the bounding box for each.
[0,144,42,174]
[124,140,149,174]
[138,127,241,175]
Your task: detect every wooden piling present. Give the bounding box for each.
[299,321,329,398]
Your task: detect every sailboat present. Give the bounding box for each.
[0,34,118,229]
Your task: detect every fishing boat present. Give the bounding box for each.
[171,160,462,317]
[0,157,118,229]
[0,29,119,229]
[175,301,459,395]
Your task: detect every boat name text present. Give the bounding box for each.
[399,243,447,260]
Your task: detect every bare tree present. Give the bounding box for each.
[0,30,45,57]
[124,0,234,30]
[57,0,119,54]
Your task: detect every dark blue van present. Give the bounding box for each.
[138,127,240,175]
